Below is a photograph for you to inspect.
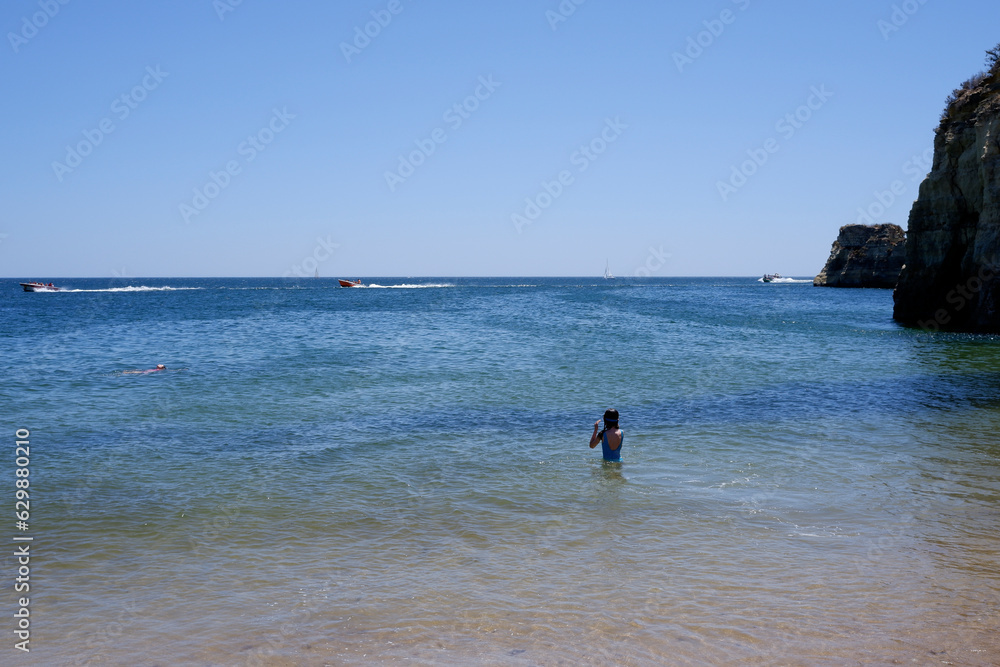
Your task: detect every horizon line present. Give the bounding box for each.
[3,275,813,280]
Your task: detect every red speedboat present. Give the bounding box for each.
[20,282,60,292]
[338,279,363,288]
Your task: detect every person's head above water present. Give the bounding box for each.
[155,364,166,370]
[603,408,619,427]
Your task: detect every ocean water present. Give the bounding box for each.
[2,277,999,666]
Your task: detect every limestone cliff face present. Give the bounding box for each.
[814,224,905,288]
[893,62,1000,331]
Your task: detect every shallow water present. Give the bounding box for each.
[3,277,999,665]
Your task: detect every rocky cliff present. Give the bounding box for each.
[893,49,1000,331]
[814,224,905,288]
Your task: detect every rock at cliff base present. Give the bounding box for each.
[814,224,906,288]
[893,52,1000,332]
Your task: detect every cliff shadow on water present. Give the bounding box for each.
[894,44,1000,332]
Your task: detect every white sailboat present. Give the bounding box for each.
[603,259,615,280]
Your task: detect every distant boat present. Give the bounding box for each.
[761,274,782,283]
[603,260,615,280]
[338,279,363,288]
[20,282,59,292]
[314,268,319,278]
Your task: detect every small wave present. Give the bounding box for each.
[108,367,189,376]
[61,286,203,293]
[363,283,455,289]
[788,529,844,538]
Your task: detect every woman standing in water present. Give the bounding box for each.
[589,409,623,461]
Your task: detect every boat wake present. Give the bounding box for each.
[61,286,203,293]
[362,283,455,289]
[757,278,811,284]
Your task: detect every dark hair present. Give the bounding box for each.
[598,409,620,440]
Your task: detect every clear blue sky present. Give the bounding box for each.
[1,0,997,278]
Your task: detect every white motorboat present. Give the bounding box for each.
[20,282,60,292]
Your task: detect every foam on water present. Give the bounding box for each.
[363,282,455,288]
[60,285,203,292]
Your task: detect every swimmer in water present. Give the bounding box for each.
[589,409,623,462]
[122,364,167,375]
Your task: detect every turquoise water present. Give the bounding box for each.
[3,277,1000,665]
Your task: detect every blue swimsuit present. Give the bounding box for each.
[601,430,623,461]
